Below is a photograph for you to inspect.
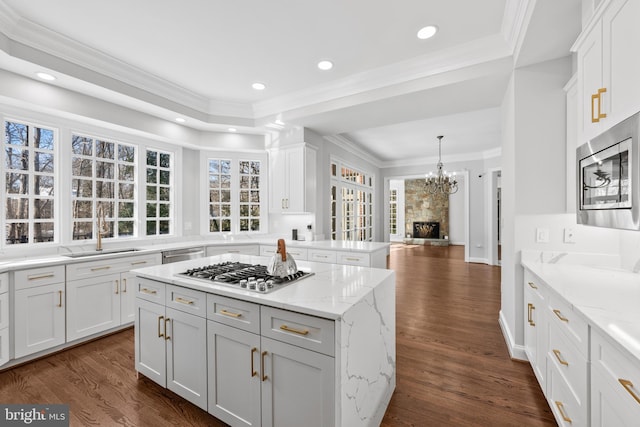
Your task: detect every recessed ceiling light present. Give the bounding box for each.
[228,127,237,132]
[417,25,438,40]
[252,82,266,91]
[175,117,186,123]
[36,72,56,81]
[317,60,333,71]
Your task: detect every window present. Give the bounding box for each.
[389,189,397,235]
[71,135,136,240]
[3,120,56,244]
[146,149,173,235]
[330,159,374,241]
[203,152,266,234]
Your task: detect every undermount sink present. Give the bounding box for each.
[63,248,141,258]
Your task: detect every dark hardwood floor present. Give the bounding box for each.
[0,245,554,426]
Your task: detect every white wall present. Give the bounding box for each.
[448,175,465,244]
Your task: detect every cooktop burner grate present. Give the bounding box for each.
[178,261,313,293]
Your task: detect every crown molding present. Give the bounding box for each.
[501,0,532,53]
[323,135,384,168]
[379,147,501,169]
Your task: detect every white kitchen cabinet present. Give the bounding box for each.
[14,281,66,358]
[591,328,640,426]
[269,145,316,213]
[119,271,137,324]
[260,245,307,261]
[523,272,547,390]
[0,272,9,366]
[573,0,640,141]
[66,273,121,341]
[135,287,208,410]
[207,244,259,257]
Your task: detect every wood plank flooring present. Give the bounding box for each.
[0,245,554,426]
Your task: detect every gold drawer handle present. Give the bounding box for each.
[227,250,240,253]
[345,257,360,261]
[164,318,171,341]
[158,315,164,338]
[280,325,309,336]
[131,260,148,266]
[619,379,640,405]
[175,297,194,305]
[57,290,63,308]
[28,273,55,281]
[555,401,572,423]
[528,281,537,289]
[315,255,329,258]
[553,309,569,322]
[141,287,157,295]
[553,349,569,366]
[91,266,111,272]
[115,279,119,294]
[122,278,127,293]
[261,351,268,381]
[220,309,242,318]
[527,303,535,327]
[250,347,257,377]
[591,87,607,123]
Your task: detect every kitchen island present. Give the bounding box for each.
[132,254,396,427]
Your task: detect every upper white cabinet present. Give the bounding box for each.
[573,0,640,141]
[269,145,316,213]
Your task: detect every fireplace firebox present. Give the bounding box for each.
[413,221,440,239]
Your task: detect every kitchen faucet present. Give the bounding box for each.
[96,204,107,251]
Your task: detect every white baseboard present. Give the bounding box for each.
[499,310,527,361]
[468,257,489,264]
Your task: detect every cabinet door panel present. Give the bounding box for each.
[67,274,120,341]
[207,321,261,426]
[120,272,136,324]
[578,21,604,140]
[135,298,166,386]
[14,283,65,358]
[0,328,8,366]
[261,337,334,427]
[166,307,207,410]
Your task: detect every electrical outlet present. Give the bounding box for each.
[536,228,549,243]
[564,228,576,243]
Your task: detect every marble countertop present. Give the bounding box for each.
[521,256,640,363]
[0,238,390,273]
[133,253,395,320]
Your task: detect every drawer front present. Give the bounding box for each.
[548,325,588,406]
[524,270,547,300]
[14,265,65,289]
[261,306,334,356]
[135,278,166,304]
[67,253,161,281]
[207,244,259,256]
[548,361,588,427]
[0,272,8,294]
[592,330,640,411]
[337,251,370,267]
[207,294,260,334]
[285,247,308,261]
[548,294,588,357]
[0,292,8,330]
[260,245,277,257]
[166,285,206,318]
[308,249,337,264]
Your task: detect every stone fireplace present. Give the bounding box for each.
[413,221,440,239]
[404,178,449,239]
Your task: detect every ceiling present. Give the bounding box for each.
[0,0,581,164]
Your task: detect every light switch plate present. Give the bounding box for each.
[536,228,549,243]
[564,228,576,243]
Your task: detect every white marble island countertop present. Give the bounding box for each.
[521,256,640,363]
[132,253,395,320]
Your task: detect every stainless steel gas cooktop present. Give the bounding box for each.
[177,261,314,293]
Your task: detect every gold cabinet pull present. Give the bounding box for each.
[250,347,258,377]
[57,290,63,308]
[158,316,164,338]
[591,87,607,123]
[175,297,194,305]
[227,250,240,253]
[261,351,268,381]
[553,349,569,366]
[28,273,55,281]
[554,401,572,423]
[141,287,157,295]
[553,309,569,322]
[315,255,329,258]
[527,303,535,326]
[131,260,147,266]
[91,265,111,272]
[527,281,537,289]
[345,257,360,261]
[280,324,309,336]
[619,379,640,405]
[164,318,171,340]
[122,278,127,293]
[220,309,242,318]
[115,279,119,294]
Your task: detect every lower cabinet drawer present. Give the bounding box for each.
[308,249,337,264]
[207,294,260,334]
[285,247,308,261]
[261,306,334,357]
[136,278,166,304]
[166,285,206,318]
[548,294,589,357]
[14,265,65,289]
[337,251,370,267]
[547,361,587,427]
[548,325,588,406]
[0,272,8,294]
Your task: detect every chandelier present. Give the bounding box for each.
[425,135,458,194]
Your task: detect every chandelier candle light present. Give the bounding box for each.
[425,135,458,194]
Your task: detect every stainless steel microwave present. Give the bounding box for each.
[577,111,640,230]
